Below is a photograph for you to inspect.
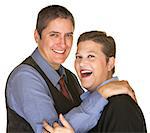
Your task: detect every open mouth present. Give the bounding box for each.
[80,69,92,78]
[53,49,65,54]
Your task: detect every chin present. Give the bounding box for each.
[82,84,93,91]
[86,87,95,92]
[56,59,66,64]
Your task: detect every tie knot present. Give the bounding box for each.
[59,76,65,85]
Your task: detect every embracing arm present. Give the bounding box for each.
[6,66,107,133]
[98,80,137,101]
[64,80,137,132]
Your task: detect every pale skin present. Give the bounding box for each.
[35,18,136,132]
[34,18,74,70]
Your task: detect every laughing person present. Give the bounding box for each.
[44,31,147,133]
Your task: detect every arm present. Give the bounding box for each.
[98,80,137,102]
[61,80,137,132]
[6,65,58,133]
[64,91,108,132]
[7,65,137,133]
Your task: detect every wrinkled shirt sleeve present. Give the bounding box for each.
[64,91,108,133]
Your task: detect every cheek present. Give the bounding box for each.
[93,61,107,77]
[66,37,73,47]
[74,62,80,76]
[74,62,78,71]
[67,42,73,49]
[39,40,48,48]
[43,37,54,47]
[66,47,72,54]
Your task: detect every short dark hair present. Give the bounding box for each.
[77,31,116,74]
[36,5,75,38]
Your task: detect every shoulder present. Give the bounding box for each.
[101,94,147,131]
[6,64,48,93]
[108,94,136,107]
[8,64,44,82]
[106,94,142,115]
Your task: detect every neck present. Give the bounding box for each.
[38,47,60,70]
[51,63,60,70]
[89,75,114,92]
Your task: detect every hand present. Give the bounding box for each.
[43,114,74,133]
[97,80,137,102]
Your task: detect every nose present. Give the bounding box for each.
[59,36,66,49]
[79,58,89,68]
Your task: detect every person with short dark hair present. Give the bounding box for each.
[76,31,147,132]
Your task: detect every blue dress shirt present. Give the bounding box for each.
[6,48,109,133]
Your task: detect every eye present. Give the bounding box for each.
[88,55,95,58]
[49,33,59,38]
[65,33,73,38]
[75,55,82,59]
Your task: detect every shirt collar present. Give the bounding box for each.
[96,76,119,89]
[57,65,67,81]
[80,76,119,100]
[31,48,67,87]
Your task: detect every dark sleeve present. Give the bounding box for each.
[96,94,147,132]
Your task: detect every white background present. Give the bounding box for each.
[0,0,150,132]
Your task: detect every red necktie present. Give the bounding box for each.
[59,76,71,100]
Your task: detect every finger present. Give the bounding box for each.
[53,122,60,128]
[43,128,50,133]
[43,120,54,133]
[128,89,137,102]
[59,114,72,129]
[52,127,69,133]
[132,91,137,103]
[125,81,137,102]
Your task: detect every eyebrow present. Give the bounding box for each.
[87,50,97,53]
[75,51,97,55]
[48,31,60,34]
[66,32,73,35]
[48,31,73,35]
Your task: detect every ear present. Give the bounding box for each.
[107,57,115,71]
[34,29,40,43]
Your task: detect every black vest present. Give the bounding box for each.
[6,56,83,133]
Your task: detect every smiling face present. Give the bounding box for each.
[75,40,115,91]
[34,18,74,70]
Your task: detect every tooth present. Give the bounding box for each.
[81,70,91,73]
[53,49,64,54]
